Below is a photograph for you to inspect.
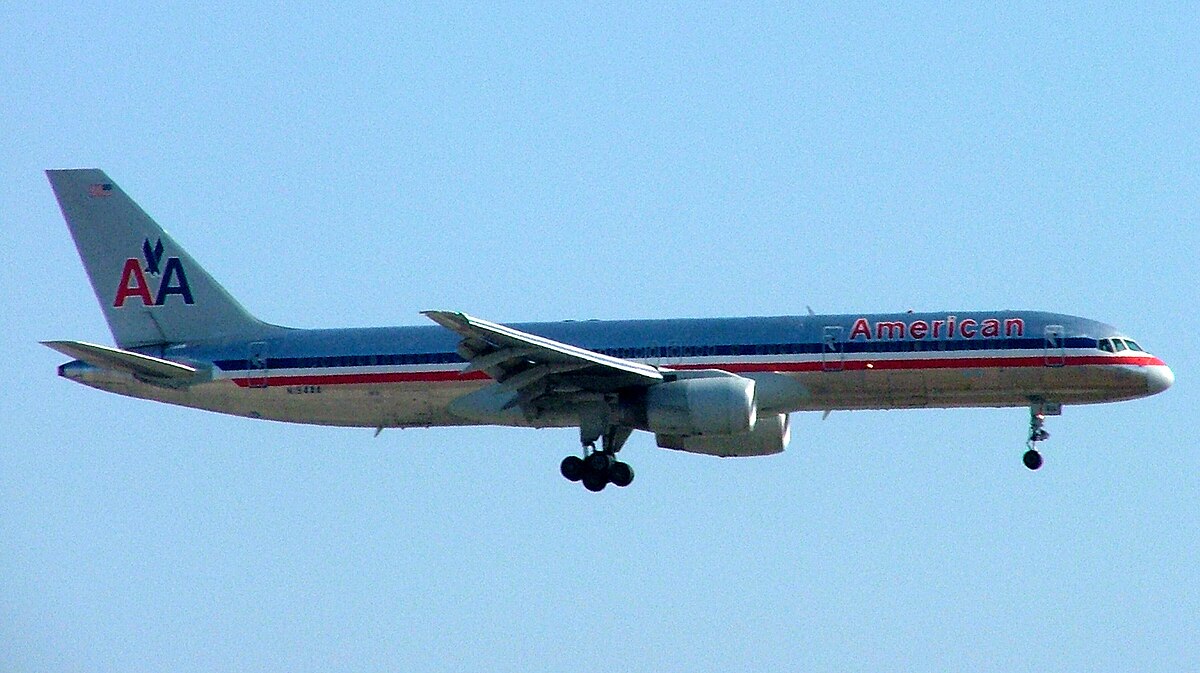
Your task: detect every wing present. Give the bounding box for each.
[422,311,663,395]
[424,311,665,450]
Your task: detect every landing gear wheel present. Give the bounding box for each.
[1023,449,1043,471]
[572,423,635,492]
[584,451,612,475]
[560,455,584,482]
[582,470,608,492]
[608,461,634,488]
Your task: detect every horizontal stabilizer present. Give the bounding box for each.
[42,340,200,381]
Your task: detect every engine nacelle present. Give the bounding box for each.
[641,375,757,436]
[656,413,790,457]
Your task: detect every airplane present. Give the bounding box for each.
[43,169,1174,491]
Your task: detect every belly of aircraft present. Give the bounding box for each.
[793,363,1150,410]
[80,360,1151,429]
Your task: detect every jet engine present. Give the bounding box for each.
[656,412,791,457]
[639,375,757,436]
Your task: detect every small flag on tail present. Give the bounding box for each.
[88,183,113,197]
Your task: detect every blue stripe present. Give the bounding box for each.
[212,336,1097,372]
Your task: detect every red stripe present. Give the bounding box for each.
[684,354,1165,373]
[229,354,1164,388]
[232,370,489,388]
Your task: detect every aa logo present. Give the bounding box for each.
[113,238,194,307]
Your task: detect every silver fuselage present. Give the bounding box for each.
[58,310,1173,430]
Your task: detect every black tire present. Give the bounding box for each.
[560,455,584,482]
[582,471,608,492]
[609,461,634,488]
[1023,449,1043,471]
[584,452,612,475]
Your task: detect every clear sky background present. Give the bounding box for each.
[2,3,1197,671]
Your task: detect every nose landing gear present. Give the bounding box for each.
[1023,413,1047,470]
[1023,401,1060,470]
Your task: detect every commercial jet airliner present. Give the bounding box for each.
[44,169,1174,491]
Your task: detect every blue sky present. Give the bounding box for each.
[2,3,1197,671]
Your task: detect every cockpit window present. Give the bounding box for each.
[1099,337,1147,353]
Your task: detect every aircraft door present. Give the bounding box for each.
[248,341,269,388]
[1043,325,1066,367]
[822,326,844,372]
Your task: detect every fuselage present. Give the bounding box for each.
[60,310,1173,430]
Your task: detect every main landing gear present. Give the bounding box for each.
[561,422,634,492]
[560,450,634,492]
[1023,401,1060,470]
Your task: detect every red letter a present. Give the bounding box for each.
[113,258,153,307]
[849,318,872,340]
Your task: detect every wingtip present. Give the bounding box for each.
[422,310,466,330]
[422,309,468,321]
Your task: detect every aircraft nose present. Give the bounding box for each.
[1146,364,1175,395]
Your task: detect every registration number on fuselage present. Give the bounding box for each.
[286,385,322,395]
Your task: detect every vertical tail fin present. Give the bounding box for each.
[47,169,280,347]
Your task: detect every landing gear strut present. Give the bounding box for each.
[1023,401,1060,470]
[561,420,634,492]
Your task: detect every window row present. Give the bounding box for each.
[214,336,1097,371]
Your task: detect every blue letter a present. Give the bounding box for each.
[155,257,195,305]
